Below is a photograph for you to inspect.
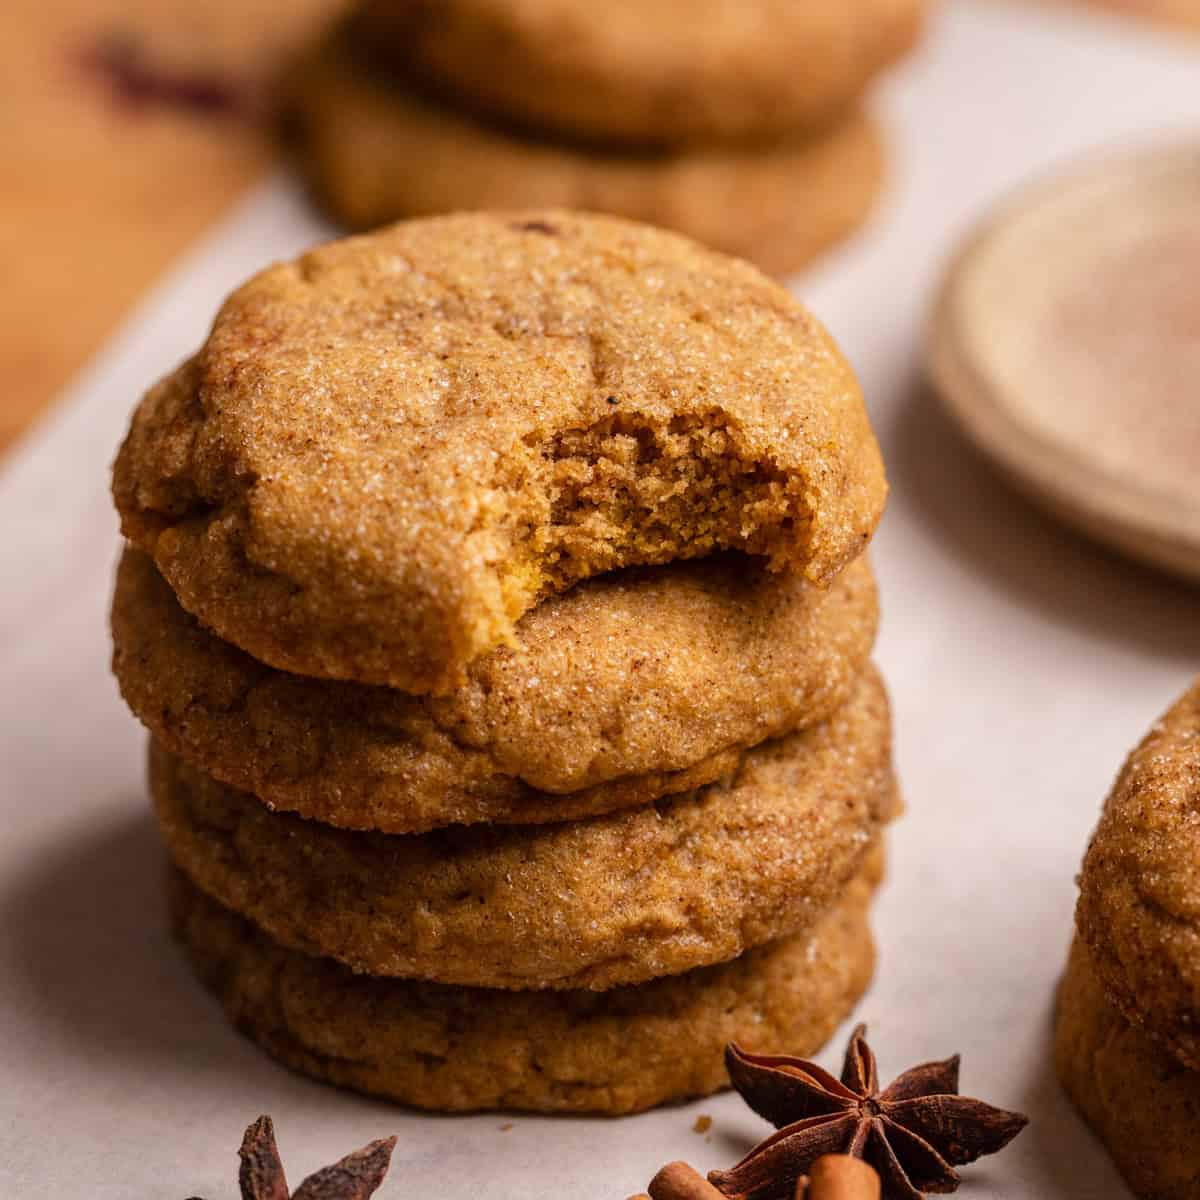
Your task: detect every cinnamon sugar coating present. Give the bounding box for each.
[287,31,885,278]
[152,665,894,991]
[113,547,878,833]
[170,856,881,1114]
[1076,677,1200,1069]
[352,0,923,148]
[112,211,886,692]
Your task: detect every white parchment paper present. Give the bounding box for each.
[2,3,1198,1196]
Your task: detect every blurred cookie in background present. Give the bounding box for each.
[283,1,925,275]
[350,0,923,147]
[1043,0,1200,31]
[286,30,885,277]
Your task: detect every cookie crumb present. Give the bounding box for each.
[693,1114,713,1134]
[499,1122,513,1132]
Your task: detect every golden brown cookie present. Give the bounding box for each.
[112,212,887,693]
[152,665,894,991]
[1075,677,1200,1070]
[1056,937,1200,1200]
[171,858,880,1115]
[351,0,923,147]
[113,546,878,833]
[287,30,887,277]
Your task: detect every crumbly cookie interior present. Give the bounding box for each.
[499,411,809,617]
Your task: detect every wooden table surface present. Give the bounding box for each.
[0,0,1194,456]
[0,0,342,453]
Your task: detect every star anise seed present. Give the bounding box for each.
[239,1116,290,1200]
[290,1138,398,1200]
[708,1025,1027,1200]
[193,1115,396,1200]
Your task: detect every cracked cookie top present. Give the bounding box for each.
[169,857,880,1114]
[152,664,895,991]
[112,546,878,832]
[112,211,886,693]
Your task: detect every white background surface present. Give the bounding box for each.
[2,3,1198,1196]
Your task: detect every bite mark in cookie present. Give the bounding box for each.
[113,211,886,691]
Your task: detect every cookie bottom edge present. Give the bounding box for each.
[170,860,879,1115]
[1056,936,1200,1200]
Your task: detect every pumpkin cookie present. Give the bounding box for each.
[1075,677,1200,1070]
[152,665,895,990]
[287,31,886,277]
[171,855,882,1114]
[113,547,878,833]
[112,212,886,693]
[1056,937,1200,1200]
[351,0,922,147]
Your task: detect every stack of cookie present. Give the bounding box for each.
[1057,679,1200,1200]
[285,0,923,276]
[110,211,895,1113]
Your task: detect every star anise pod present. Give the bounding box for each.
[189,1115,397,1200]
[708,1026,1027,1200]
